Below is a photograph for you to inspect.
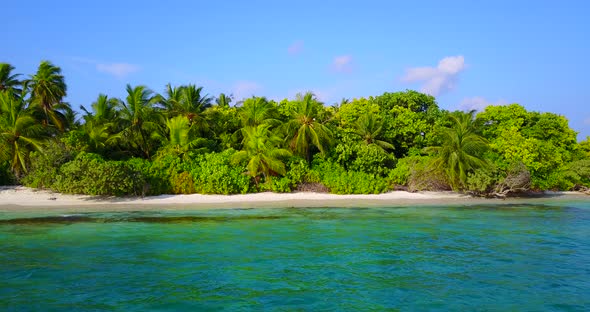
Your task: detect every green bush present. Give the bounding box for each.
[387,155,431,187]
[466,168,498,195]
[285,157,309,185]
[388,155,449,191]
[169,171,195,194]
[61,130,90,153]
[53,152,143,196]
[350,144,394,176]
[332,135,395,176]
[256,158,311,193]
[387,157,413,186]
[267,177,293,193]
[312,158,388,194]
[127,157,174,195]
[567,159,590,188]
[538,159,590,191]
[22,141,74,189]
[264,157,310,192]
[190,150,252,194]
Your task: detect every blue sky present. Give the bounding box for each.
[4,1,590,139]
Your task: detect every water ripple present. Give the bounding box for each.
[1,203,590,311]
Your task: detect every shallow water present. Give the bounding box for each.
[1,200,590,311]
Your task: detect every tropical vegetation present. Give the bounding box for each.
[2,61,589,196]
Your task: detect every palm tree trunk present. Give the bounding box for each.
[139,128,150,159]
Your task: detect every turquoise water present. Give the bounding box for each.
[1,200,590,311]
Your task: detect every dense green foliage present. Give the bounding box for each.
[1,61,588,196]
[191,150,251,194]
[0,161,15,185]
[53,152,143,196]
[312,158,389,194]
[476,104,580,191]
[425,111,489,191]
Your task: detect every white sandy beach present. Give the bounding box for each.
[0,186,586,212]
[0,185,472,211]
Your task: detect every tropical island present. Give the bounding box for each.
[1,61,589,203]
[5,1,590,309]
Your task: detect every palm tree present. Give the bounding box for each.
[161,84,212,128]
[160,83,183,114]
[27,61,68,130]
[425,111,489,190]
[81,94,120,124]
[161,115,209,159]
[80,94,121,153]
[61,103,80,131]
[0,92,45,177]
[179,84,212,129]
[82,122,112,153]
[216,93,232,108]
[353,112,394,151]
[283,92,333,161]
[113,85,163,158]
[238,96,279,128]
[0,63,22,98]
[232,124,291,185]
[166,115,191,148]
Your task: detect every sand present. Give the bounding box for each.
[0,186,585,213]
[0,185,468,211]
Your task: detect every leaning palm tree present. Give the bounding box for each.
[0,92,45,177]
[232,124,292,185]
[112,84,163,158]
[283,92,333,161]
[353,112,394,151]
[424,111,489,191]
[0,63,22,98]
[27,61,68,130]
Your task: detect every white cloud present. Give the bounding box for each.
[232,81,262,101]
[459,96,507,112]
[331,55,353,73]
[71,57,141,79]
[438,56,465,75]
[96,63,140,79]
[288,40,304,55]
[402,55,465,96]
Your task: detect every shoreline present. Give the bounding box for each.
[1,186,588,213]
